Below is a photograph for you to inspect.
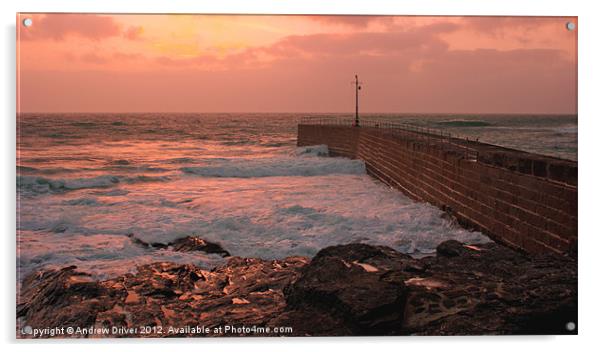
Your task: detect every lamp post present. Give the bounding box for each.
[354,74,362,127]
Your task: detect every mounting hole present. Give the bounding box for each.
[566,321,576,331]
[566,22,576,31]
[23,18,33,27]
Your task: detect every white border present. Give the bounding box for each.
[2,1,600,351]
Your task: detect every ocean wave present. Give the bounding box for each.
[16,165,39,173]
[17,174,170,194]
[122,175,171,183]
[18,163,167,176]
[62,197,101,206]
[93,189,130,196]
[220,140,256,146]
[165,157,197,164]
[553,125,578,134]
[436,120,492,127]
[16,166,80,175]
[262,141,294,147]
[70,121,98,128]
[104,165,170,173]
[180,154,365,178]
[108,159,131,165]
[18,175,120,194]
[295,145,329,157]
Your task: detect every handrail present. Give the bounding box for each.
[298,116,480,161]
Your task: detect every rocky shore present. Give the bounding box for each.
[17,237,577,338]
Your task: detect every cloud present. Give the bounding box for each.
[18,17,576,114]
[65,51,146,66]
[462,16,576,36]
[308,15,394,28]
[152,22,459,70]
[265,22,457,58]
[20,14,122,41]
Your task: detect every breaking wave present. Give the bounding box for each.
[180,152,365,178]
[17,174,170,195]
[295,144,329,157]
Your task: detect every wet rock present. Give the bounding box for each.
[17,241,577,337]
[18,256,308,338]
[403,242,577,335]
[283,244,409,335]
[436,240,469,257]
[127,233,151,248]
[127,234,230,257]
[283,242,576,335]
[17,266,118,331]
[169,236,230,257]
[51,223,69,233]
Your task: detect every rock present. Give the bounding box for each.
[17,241,577,337]
[127,234,230,257]
[124,291,140,304]
[126,233,150,248]
[283,244,409,335]
[283,242,576,335]
[436,240,469,257]
[18,256,308,338]
[17,266,117,331]
[169,236,231,257]
[403,242,577,335]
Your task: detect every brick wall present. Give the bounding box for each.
[298,124,577,255]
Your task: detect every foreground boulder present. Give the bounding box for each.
[17,266,114,331]
[282,244,411,335]
[17,240,577,338]
[403,240,578,335]
[18,257,308,338]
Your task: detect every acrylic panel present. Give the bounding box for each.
[16,13,577,338]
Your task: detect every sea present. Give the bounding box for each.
[16,113,577,281]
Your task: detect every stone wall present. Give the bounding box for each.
[297,124,577,255]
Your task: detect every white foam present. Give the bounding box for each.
[17,231,225,281]
[17,144,491,280]
[295,144,329,157]
[180,154,365,178]
[18,174,171,195]
[18,175,119,194]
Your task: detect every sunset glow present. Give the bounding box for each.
[17,14,577,113]
[16,13,579,338]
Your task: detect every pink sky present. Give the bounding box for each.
[17,14,577,113]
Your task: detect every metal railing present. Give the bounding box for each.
[298,116,480,161]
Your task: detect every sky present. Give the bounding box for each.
[17,14,577,114]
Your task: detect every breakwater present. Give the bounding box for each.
[297,120,577,255]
